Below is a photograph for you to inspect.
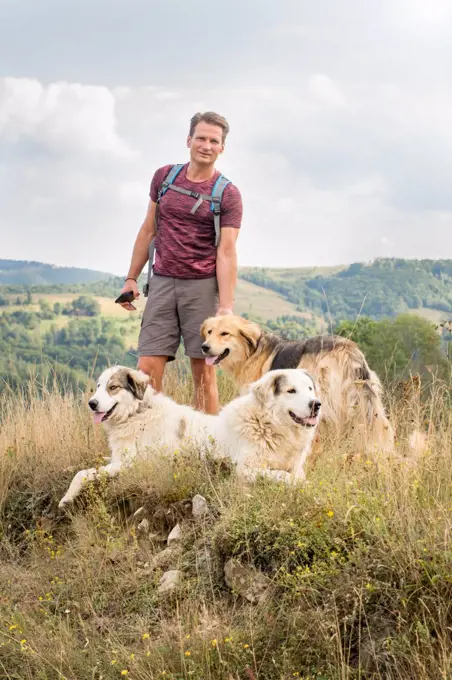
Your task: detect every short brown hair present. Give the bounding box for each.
[189,111,230,143]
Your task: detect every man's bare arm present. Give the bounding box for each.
[215,227,239,315]
[119,199,157,310]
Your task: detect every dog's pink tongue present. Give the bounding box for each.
[205,356,218,366]
[306,416,318,426]
[93,412,105,424]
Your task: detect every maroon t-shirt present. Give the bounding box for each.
[149,163,242,279]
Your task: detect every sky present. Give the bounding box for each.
[1,0,452,275]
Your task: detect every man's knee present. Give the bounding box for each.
[137,356,168,390]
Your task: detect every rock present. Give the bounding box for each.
[133,506,146,521]
[137,545,182,574]
[136,536,152,564]
[167,523,182,545]
[224,558,274,604]
[158,569,182,595]
[151,545,181,571]
[137,518,150,537]
[192,494,208,518]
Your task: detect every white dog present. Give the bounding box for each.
[58,366,321,508]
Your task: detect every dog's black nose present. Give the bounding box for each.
[88,399,98,411]
[201,343,210,353]
[309,399,321,415]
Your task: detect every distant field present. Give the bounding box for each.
[233,279,313,321]
[5,284,312,324]
[5,293,147,317]
[3,292,446,338]
[408,307,447,324]
[240,265,346,282]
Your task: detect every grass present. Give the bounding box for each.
[0,369,451,679]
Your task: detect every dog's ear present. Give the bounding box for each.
[304,370,321,399]
[200,317,213,340]
[238,319,262,354]
[125,369,148,400]
[253,372,286,404]
[272,373,286,396]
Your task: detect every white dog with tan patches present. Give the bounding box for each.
[58,366,321,508]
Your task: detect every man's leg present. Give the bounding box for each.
[137,275,180,391]
[176,276,220,414]
[191,358,219,414]
[137,355,168,391]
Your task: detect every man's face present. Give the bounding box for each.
[187,121,225,166]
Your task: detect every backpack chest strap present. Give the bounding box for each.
[165,184,213,214]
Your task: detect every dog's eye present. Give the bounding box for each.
[207,330,212,335]
[287,388,297,394]
[309,386,313,391]
[220,332,230,337]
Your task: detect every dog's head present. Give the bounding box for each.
[88,366,150,425]
[200,315,262,368]
[251,369,321,430]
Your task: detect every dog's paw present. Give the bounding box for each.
[58,497,71,510]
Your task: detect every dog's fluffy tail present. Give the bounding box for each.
[350,348,395,453]
[311,338,395,453]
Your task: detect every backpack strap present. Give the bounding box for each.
[157,164,185,202]
[145,164,185,296]
[210,174,231,245]
[143,163,184,297]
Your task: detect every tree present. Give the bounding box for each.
[335,314,447,381]
[63,296,101,317]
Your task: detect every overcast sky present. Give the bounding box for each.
[1,0,452,275]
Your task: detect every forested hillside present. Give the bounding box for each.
[1,257,452,391]
[0,259,112,285]
[240,258,452,322]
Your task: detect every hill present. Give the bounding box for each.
[240,258,452,323]
[0,259,113,285]
[4,257,452,325]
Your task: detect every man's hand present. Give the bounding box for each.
[216,306,233,316]
[119,279,140,311]
[119,198,157,311]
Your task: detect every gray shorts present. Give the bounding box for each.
[138,274,219,361]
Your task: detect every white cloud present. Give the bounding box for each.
[1,74,452,273]
[0,78,134,158]
[308,74,346,107]
[1,0,452,275]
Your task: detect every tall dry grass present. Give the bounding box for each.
[0,366,451,679]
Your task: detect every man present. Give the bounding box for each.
[118,111,242,414]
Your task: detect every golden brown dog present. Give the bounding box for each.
[200,315,394,456]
